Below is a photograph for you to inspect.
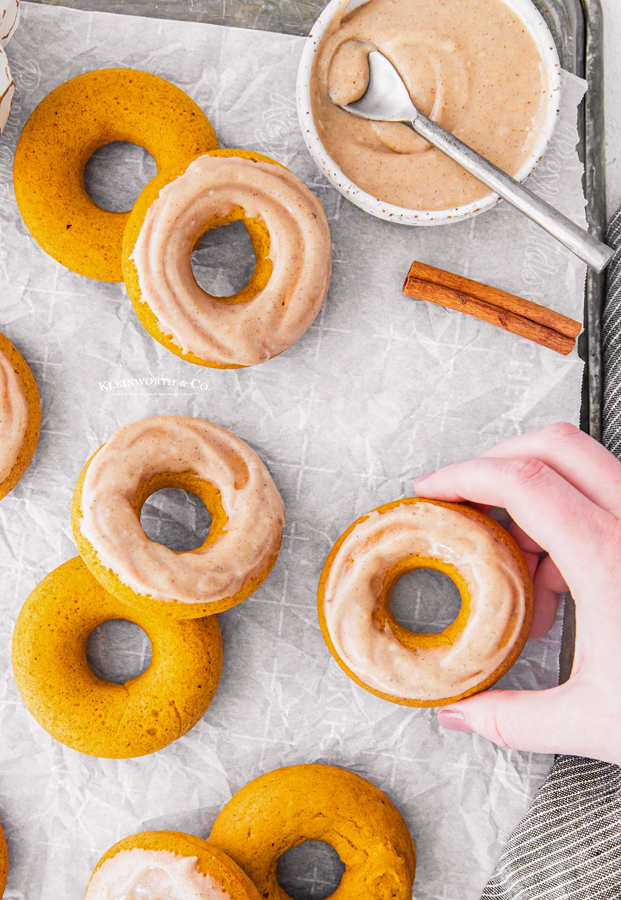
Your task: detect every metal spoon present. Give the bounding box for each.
[340,50,614,273]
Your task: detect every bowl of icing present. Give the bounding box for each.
[297,0,562,226]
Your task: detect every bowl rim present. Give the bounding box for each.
[296,0,562,226]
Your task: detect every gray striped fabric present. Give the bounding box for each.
[480,213,621,899]
[603,207,621,454]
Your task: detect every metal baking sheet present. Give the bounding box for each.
[6,0,605,891]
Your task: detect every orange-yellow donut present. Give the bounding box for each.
[318,498,534,707]
[13,68,218,282]
[71,416,285,619]
[11,557,222,758]
[85,831,260,900]
[0,822,7,898]
[121,148,332,368]
[209,764,416,900]
[0,331,40,501]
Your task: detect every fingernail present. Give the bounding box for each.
[438,709,473,733]
[415,471,435,483]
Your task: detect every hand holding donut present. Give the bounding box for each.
[414,422,621,766]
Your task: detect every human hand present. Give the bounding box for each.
[413,422,621,765]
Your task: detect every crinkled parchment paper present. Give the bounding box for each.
[0,4,587,898]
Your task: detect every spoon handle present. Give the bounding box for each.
[410,112,614,274]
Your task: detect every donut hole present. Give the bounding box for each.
[277,841,345,900]
[191,219,259,298]
[140,488,213,552]
[390,567,462,634]
[86,619,153,684]
[84,141,157,213]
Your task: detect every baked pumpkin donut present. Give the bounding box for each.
[318,498,534,707]
[0,331,40,501]
[121,148,332,368]
[85,831,260,900]
[0,822,7,898]
[71,416,285,619]
[13,68,218,282]
[11,557,222,758]
[209,764,416,900]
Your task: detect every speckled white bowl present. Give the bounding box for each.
[297,0,562,226]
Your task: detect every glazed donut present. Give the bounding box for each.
[13,68,218,282]
[0,332,40,501]
[71,416,285,619]
[0,822,7,898]
[209,764,416,900]
[85,831,261,900]
[318,498,534,707]
[122,148,332,368]
[11,557,222,758]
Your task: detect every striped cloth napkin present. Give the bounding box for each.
[480,211,621,899]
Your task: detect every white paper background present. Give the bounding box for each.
[0,4,588,898]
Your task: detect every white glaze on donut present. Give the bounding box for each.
[130,154,332,366]
[0,0,19,48]
[85,849,232,900]
[0,346,28,484]
[0,46,14,134]
[78,416,285,604]
[322,501,527,701]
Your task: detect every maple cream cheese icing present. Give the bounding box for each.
[77,417,285,605]
[0,346,28,483]
[321,501,528,702]
[130,154,332,367]
[311,0,553,210]
[85,849,233,900]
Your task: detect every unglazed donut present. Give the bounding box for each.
[0,822,7,898]
[11,557,222,758]
[122,148,332,368]
[13,68,218,281]
[71,416,285,619]
[318,498,534,707]
[209,764,416,900]
[85,831,261,900]
[0,332,40,501]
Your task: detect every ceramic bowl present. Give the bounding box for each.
[296,0,562,226]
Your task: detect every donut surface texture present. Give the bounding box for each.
[0,332,40,501]
[13,68,218,282]
[209,763,416,900]
[11,557,222,758]
[122,148,332,368]
[71,416,285,619]
[0,823,7,898]
[86,831,261,900]
[318,498,534,707]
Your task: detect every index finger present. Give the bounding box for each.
[414,455,616,599]
[478,423,621,517]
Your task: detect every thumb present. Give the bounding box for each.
[437,684,580,757]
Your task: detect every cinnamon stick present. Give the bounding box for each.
[402,261,582,356]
